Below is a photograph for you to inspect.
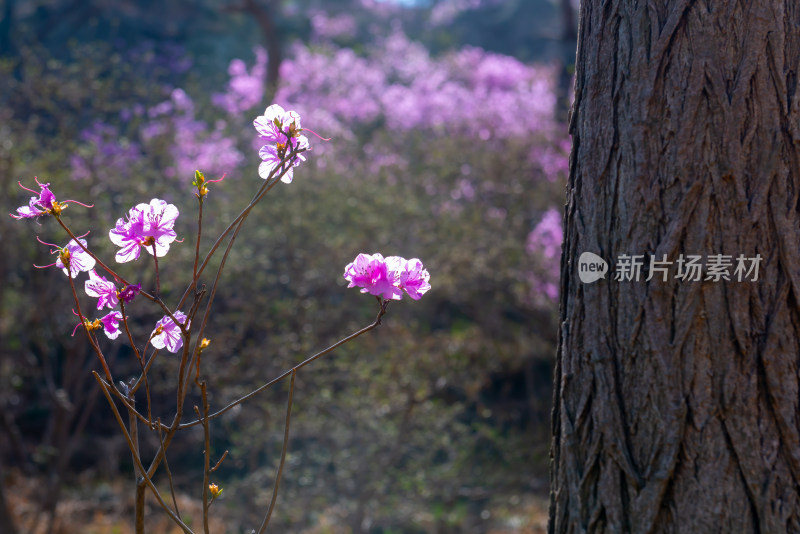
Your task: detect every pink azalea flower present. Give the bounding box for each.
[398,258,431,300]
[254,104,302,145]
[344,253,431,301]
[11,180,56,219]
[254,104,311,183]
[11,178,92,219]
[36,237,96,278]
[56,239,96,278]
[257,136,308,183]
[343,253,404,300]
[109,199,179,263]
[100,311,123,340]
[84,269,119,310]
[150,311,189,353]
[72,310,123,340]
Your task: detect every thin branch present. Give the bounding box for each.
[194,194,204,291]
[211,450,229,473]
[176,157,298,403]
[180,299,388,430]
[174,147,305,314]
[129,345,158,396]
[182,212,248,398]
[100,369,166,433]
[257,369,296,534]
[194,380,211,534]
[127,394,141,532]
[157,418,182,522]
[121,300,152,422]
[93,372,194,534]
[141,289,206,483]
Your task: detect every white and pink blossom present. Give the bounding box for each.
[344,253,430,301]
[84,269,119,310]
[100,311,123,340]
[151,311,189,354]
[37,238,96,279]
[254,104,310,183]
[109,199,179,263]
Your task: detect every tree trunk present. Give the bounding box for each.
[237,0,282,103]
[549,2,800,533]
[556,0,578,122]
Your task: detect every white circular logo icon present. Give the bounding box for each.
[578,252,608,283]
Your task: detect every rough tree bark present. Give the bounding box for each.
[550,1,800,533]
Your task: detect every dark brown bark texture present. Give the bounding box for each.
[550,1,800,533]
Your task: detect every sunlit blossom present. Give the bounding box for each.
[109,199,179,263]
[150,311,189,353]
[11,178,93,220]
[100,311,124,340]
[35,237,96,279]
[72,310,123,340]
[344,253,431,301]
[397,258,431,300]
[254,104,310,183]
[257,135,309,183]
[254,104,302,145]
[85,269,119,310]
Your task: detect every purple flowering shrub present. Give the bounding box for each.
[11,104,431,533]
[215,29,564,147]
[526,208,564,304]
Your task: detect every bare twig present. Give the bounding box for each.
[193,192,204,291]
[180,299,388,430]
[93,372,195,534]
[157,417,182,521]
[174,146,305,314]
[194,383,211,534]
[257,369,296,534]
[211,450,229,473]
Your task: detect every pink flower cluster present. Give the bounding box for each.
[72,310,123,341]
[109,199,180,263]
[253,104,310,184]
[343,253,431,301]
[29,234,126,341]
[210,31,568,185]
[264,30,558,141]
[211,48,267,114]
[11,179,57,219]
[139,89,244,180]
[13,187,186,343]
[85,269,120,309]
[11,179,93,219]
